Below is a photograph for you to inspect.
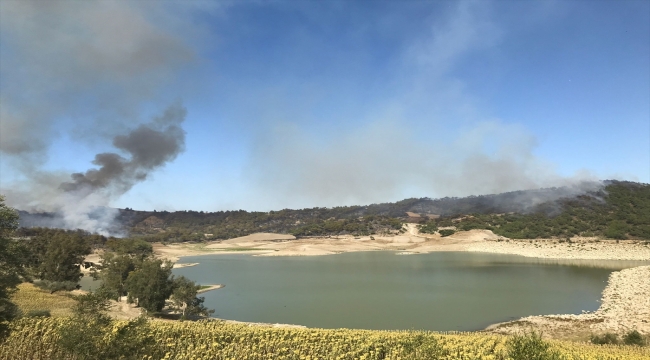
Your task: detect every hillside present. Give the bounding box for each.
[17,180,650,242]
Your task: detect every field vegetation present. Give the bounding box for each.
[3,281,647,360]
[10,283,75,318]
[2,316,649,360]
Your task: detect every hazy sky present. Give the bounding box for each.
[1,0,649,212]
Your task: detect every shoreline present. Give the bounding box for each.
[154,229,650,263]
[486,265,650,340]
[197,284,224,294]
[153,230,649,339]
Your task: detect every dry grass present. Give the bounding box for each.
[11,283,76,317]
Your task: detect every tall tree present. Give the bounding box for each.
[93,252,138,301]
[38,231,91,283]
[0,196,28,338]
[125,258,174,313]
[170,276,214,320]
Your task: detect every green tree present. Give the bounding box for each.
[170,276,214,320]
[439,229,455,237]
[604,220,628,240]
[105,238,153,259]
[125,258,174,313]
[38,231,91,283]
[0,196,28,338]
[93,252,138,301]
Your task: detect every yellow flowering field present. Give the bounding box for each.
[10,283,75,318]
[1,318,648,360]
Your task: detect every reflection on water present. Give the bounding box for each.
[481,256,649,270]
[79,275,101,291]
[115,251,644,331]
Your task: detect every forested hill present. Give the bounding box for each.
[17,180,650,241]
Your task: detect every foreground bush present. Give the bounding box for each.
[591,330,648,347]
[507,332,561,360]
[624,330,647,346]
[591,332,619,345]
[1,318,649,360]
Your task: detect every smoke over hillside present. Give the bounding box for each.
[0,1,197,234]
[5,104,187,235]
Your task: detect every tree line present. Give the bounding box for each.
[418,182,650,240]
[0,196,212,340]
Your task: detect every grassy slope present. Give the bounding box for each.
[11,283,75,317]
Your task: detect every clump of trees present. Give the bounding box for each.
[289,215,403,237]
[93,238,213,318]
[417,182,650,240]
[1,194,213,346]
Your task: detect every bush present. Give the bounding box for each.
[439,229,455,237]
[56,292,159,360]
[25,309,51,318]
[399,334,447,359]
[418,222,439,234]
[506,332,562,360]
[591,332,619,345]
[623,330,646,346]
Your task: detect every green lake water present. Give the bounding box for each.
[85,251,649,331]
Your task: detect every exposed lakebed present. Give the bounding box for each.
[100,251,650,331]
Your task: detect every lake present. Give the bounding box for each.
[91,251,649,331]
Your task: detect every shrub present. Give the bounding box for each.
[56,292,158,360]
[439,229,455,237]
[506,332,562,360]
[591,332,619,345]
[623,330,646,346]
[399,334,447,359]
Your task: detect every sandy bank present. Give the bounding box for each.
[153,229,650,262]
[197,284,224,294]
[173,262,199,269]
[487,265,650,340]
[468,239,650,261]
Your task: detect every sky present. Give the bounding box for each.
[0,0,649,215]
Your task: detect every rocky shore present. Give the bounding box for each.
[468,238,650,261]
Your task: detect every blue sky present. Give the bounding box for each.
[1,0,648,213]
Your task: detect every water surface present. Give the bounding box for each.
[169,252,647,331]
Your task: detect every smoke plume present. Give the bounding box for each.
[60,104,186,196]
[0,1,197,234]
[240,1,602,210]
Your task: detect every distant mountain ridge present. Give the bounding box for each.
[17,180,650,241]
